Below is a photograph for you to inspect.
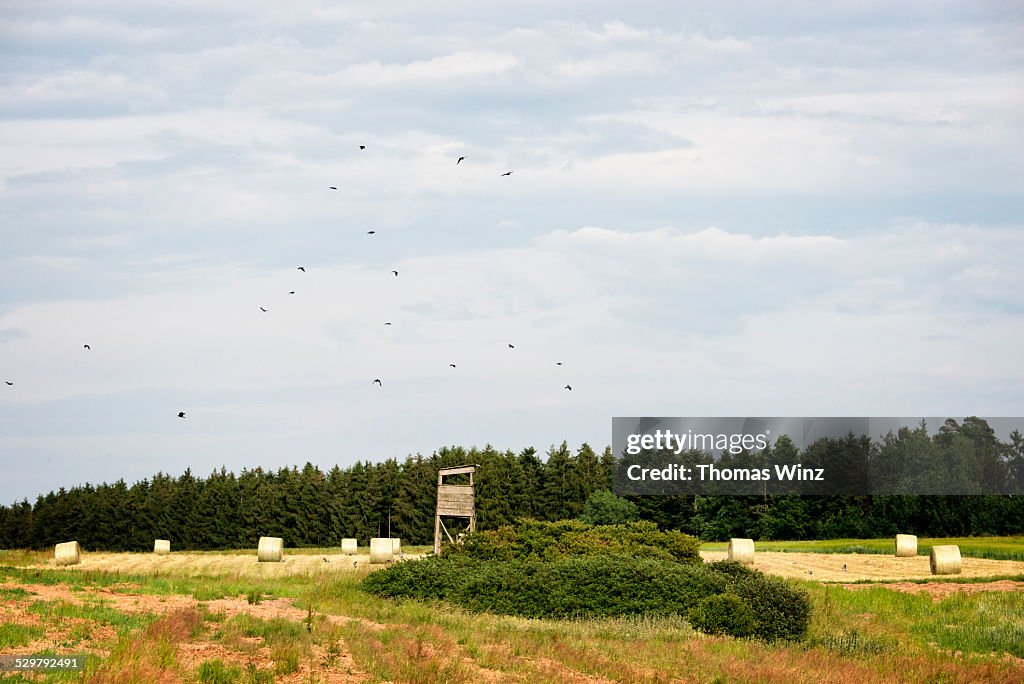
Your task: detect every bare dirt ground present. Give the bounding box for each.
[700,550,1024,582]
[34,551,424,578]
[0,581,617,683]
[0,581,375,682]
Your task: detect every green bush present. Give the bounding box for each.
[365,554,726,619]
[454,519,701,564]
[363,523,810,643]
[727,572,811,642]
[688,593,756,638]
[361,554,475,601]
[702,559,809,640]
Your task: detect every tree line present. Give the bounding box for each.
[1,419,1022,551]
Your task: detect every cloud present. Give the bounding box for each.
[1,221,1018,398]
[0,16,177,47]
[0,327,29,344]
[337,51,520,87]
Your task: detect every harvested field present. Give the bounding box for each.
[2,547,1023,682]
[18,549,1024,583]
[29,551,426,578]
[700,550,1024,582]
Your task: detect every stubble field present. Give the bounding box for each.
[1,540,1022,683]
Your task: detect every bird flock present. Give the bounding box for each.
[307,147,572,400]
[2,145,575,417]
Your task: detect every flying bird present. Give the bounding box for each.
[508,343,515,349]
[177,412,186,418]
[359,145,365,150]
[565,385,572,391]
[260,307,268,312]
[328,186,337,190]
[373,378,382,386]
[449,364,456,368]
[384,322,392,326]
[289,291,295,295]
[4,381,12,386]
[392,270,398,276]
[367,230,376,235]
[298,266,305,272]
[555,362,563,366]
[457,156,465,164]
[83,344,91,350]
[501,171,513,176]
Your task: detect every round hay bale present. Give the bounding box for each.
[930,545,962,575]
[370,537,393,564]
[153,539,171,555]
[54,541,80,566]
[341,538,358,555]
[895,534,918,557]
[257,536,284,562]
[727,538,755,565]
[391,538,401,554]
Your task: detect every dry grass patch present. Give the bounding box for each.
[85,607,202,683]
[341,620,477,683]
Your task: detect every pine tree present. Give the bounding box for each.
[516,447,545,519]
[541,441,579,520]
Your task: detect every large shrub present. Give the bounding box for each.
[703,560,810,641]
[360,554,473,601]
[726,571,811,642]
[363,529,810,643]
[453,519,701,564]
[365,554,726,619]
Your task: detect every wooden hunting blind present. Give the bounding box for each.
[434,464,479,555]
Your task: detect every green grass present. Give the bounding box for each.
[840,572,1024,586]
[0,586,33,599]
[701,536,1024,561]
[808,581,1024,658]
[0,621,46,648]
[199,658,243,684]
[0,565,305,603]
[215,613,310,645]
[0,566,130,588]
[26,599,155,634]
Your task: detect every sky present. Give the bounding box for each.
[1,1,1022,506]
